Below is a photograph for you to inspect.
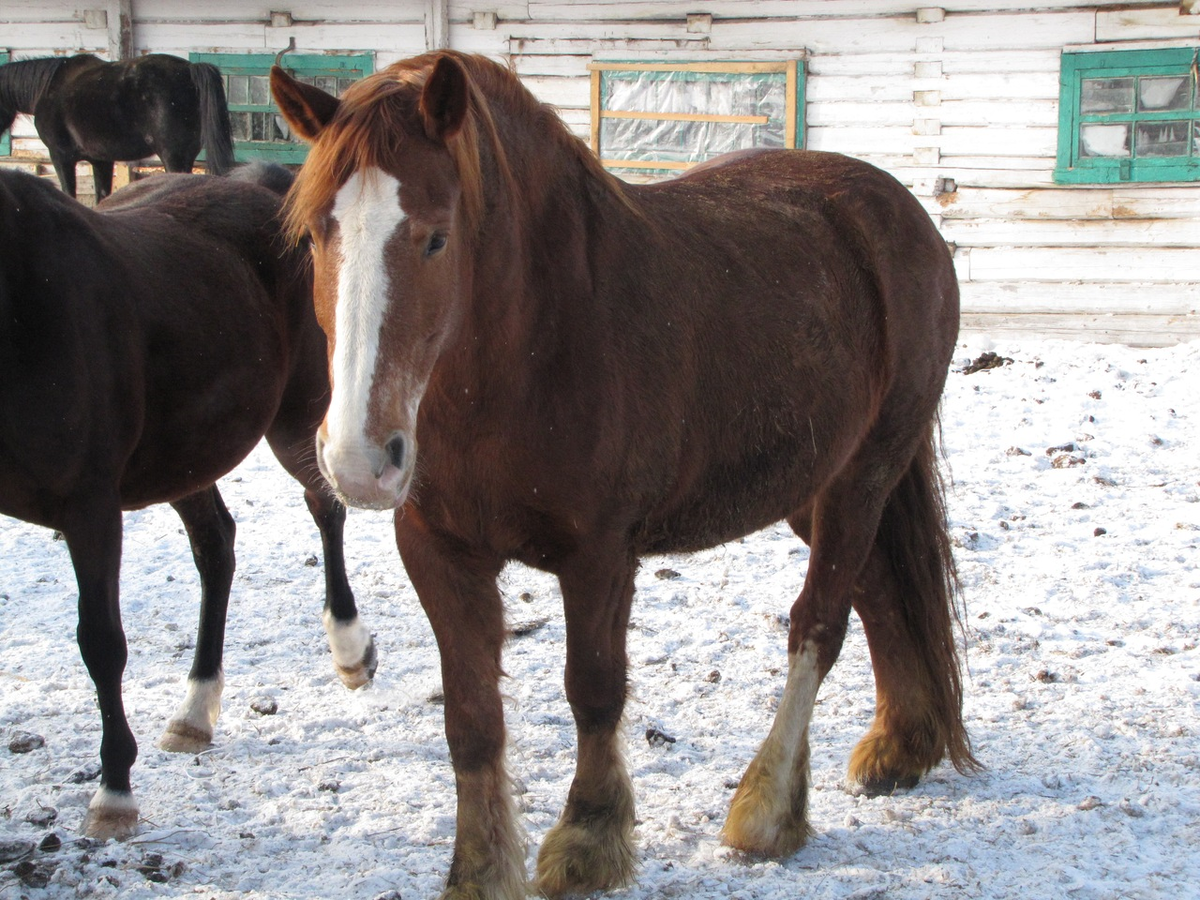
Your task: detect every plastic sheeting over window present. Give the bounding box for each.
[588,61,802,177]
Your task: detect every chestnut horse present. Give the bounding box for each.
[273,51,975,899]
[0,54,235,200]
[0,165,376,840]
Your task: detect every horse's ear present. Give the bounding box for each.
[270,66,340,142]
[420,56,469,143]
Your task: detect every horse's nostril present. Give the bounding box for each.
[384,433,406,471]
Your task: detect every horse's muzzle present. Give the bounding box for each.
[316,430,413,510]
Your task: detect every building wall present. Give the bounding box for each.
[2,0,1198,343]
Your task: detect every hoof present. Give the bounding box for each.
[848,773,921,798]
[157,720,213,754]
[83,788,138,841]
[847,725,932,798]
[721,755,812,857]
[536,811,636,898]
[335,634,377,690]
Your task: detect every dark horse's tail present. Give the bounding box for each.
[875,416,979,776]
[189,62,235,176]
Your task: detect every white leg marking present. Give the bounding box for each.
[723,642,821,854]
[324,610,371,670]
[764,644,822,782]
[323,167,406,489]
[158,672,224,753]
[84,786,139,840]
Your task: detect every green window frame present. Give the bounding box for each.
[1056,47,1200,184]
[189,52,373,164]
[1,52,11,157]
[588,60,804,176]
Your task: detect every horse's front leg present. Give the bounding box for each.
[159,486,236,753]
[264,425,376,689]
[395,510,525,900]
[307,489,376,689]
[536,547,638,898]
[62,500,139,840]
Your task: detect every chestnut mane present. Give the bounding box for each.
[285,51,630,244]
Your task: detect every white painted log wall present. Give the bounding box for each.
[2,0,1197,343]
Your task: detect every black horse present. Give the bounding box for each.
[0,54,235,200]
[0,164,377,840]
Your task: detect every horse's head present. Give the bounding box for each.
[272,55,480,510]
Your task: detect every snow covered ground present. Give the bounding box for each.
[2,335,1198,900]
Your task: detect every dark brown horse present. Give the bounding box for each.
[272,51,976,899]
[0,164,376,840]
[0,54,234,200]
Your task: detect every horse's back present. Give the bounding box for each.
[608,150,958,550]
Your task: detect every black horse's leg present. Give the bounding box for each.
[91,161,114,202]
[304,487,376,688]
[62,499,139,840]
[48,151,78,198]
[537,541,638,897]
[158,486,236,753]
[265,423,375,689]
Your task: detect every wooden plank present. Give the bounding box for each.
[942,217,1200,248]
[600,109,771,124]
[929,187,1114,220]
[959,312,1200,347]
[1112,188,1200,220]
[938,99,1059,127]
[0,23,106,51]
[964,247,1198,283]
[1097,8,1200,41]
[588,61,793,74]
[527,0,1166,17]
[522,74,591,109]
[938,125,1058,158]
[806,101,916,128]
[959,281,1199,316]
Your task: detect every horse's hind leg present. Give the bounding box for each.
[536,545,637,898]
[62,500,140,839]
[848,436,976,795]
[265,426,376,689]
[48,151,79,198]
[723,449,915,856]
[158,486,236,753]
[91,162,114,202]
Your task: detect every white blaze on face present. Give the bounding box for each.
[324,167,406,473]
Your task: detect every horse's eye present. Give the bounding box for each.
[425,232,448,257]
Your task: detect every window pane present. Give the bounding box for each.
[1080,122,1130,157]
[1081,78,1134,114]
[227,75,249,106]
[1136,120,1190,157]
[230,111,251,141]
[250,75,271,107]
[314,76,339,95]
[1138,76,1190,112]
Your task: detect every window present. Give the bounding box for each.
[189,52,373,164]
[1056,47,1200,184]
[588,61,803,176]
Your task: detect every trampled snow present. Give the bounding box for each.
[2,336,1198,899]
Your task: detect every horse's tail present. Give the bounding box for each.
[190,62,235,176]
[875,415,979,776]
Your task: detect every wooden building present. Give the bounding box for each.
[3,0,1198,344]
